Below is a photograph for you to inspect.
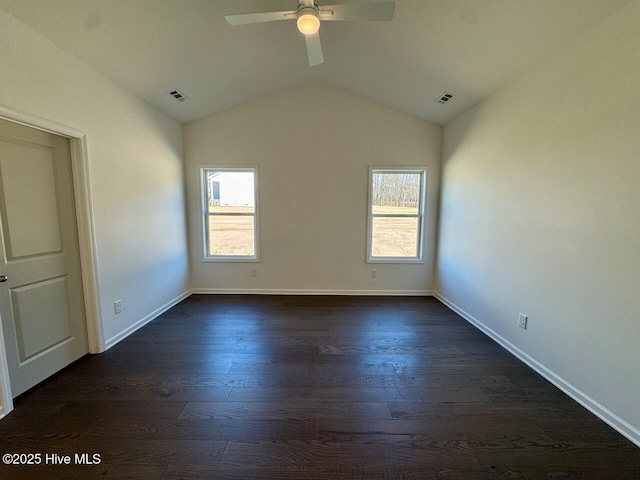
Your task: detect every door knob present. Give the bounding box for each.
[0,275,7,283]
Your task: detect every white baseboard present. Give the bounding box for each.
[104,290,191,350]
[191,288,434,296]
[432,291,640,449]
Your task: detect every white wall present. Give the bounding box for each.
[185,84,441,294]
[436,1,640,445]
[0,7,190,405]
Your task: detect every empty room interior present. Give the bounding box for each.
[0,0,639,478]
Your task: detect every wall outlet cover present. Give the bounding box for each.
[518,313,528,329]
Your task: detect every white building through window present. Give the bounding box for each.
[201,167,258,261]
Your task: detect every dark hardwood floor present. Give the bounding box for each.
[0,295,638,479]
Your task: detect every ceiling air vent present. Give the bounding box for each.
[168,89,187,102]
[436,91,455,104]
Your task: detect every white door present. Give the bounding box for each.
[0,118,88,397]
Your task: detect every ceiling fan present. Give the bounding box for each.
[225,0,396,67]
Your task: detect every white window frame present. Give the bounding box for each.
[200,166,259,262]
[367,166,428,264]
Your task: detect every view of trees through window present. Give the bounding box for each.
[372,173,420,214]
[370,170,424,259]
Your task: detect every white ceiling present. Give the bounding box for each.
[0,0,629,125]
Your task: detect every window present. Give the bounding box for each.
[367,167,427,263]
[201,167,258,261]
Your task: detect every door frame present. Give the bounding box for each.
[0,104,104,419]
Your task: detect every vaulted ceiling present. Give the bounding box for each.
[0,0,629,125]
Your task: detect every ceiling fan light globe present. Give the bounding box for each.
[297,14,320,35]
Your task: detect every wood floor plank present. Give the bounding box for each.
[0,463,167,480]
[20,384,232,402]
[240,344,322,355]
[313,373,513,388]
[227,362,399,376]
[244,336,464,349]
[394,363,535,376]
[55,400,189,421]
[532,417,630,443]
[178,401,393,420]
[110,345,248,357]
[67,438,227,466]
[377,315,469,326]
[387,401,601,421]
[219,439,479,468]
[519,466,640,480]
[86,418,317,441]
[317,418,552,441]
[431,465,528,479]
[480,385,575,404]
[227,386,422,402]
[66,358,234,375]
[470,437,640,468]
[161,464,439,479]
[42,373,168,389]
[318,344,468,354]
[415,387,492,403]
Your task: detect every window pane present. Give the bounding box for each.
[208,215,255,256]
[372,217,419,257]
[371,173,420,215]
[206,171,255,212]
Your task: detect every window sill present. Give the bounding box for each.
[202,257,260,263]
[367,257,424,264]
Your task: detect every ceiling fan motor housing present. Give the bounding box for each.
[297,4,319,16]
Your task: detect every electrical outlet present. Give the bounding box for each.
[114,300,122,315]
[371,269,377,279]
[251,269,258,277]
[518,313,528,330]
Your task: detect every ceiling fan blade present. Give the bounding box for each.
[225,10,296,26]
[305,32,324,67]
[319,1,395,22]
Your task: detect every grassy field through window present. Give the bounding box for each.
[372,217,419,257]
[208,205,255,256]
